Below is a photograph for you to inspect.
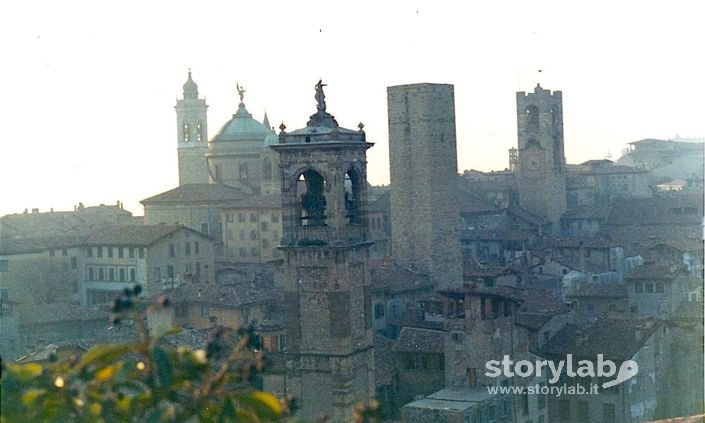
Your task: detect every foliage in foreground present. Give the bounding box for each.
[1,286,285,422]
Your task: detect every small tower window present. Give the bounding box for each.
[525,105,539,132]
[197,121,203,142]
[298,169,326,226]
[183,121,190,142]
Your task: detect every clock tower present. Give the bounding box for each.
[516,84,567,231]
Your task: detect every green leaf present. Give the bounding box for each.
[95,363,122,382]
[75,343,136,372]
[237,390,282,420]
[8,363,43,381]
[21,388,46,406]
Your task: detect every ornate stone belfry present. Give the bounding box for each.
[271,81,375,421]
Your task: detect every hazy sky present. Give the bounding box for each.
[1,1,703,218]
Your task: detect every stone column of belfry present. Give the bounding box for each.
[387,83,464,289]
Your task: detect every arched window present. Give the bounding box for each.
[525,105,539,132]
[344,167,363,225]
[182,121,190,142]
[263,158,272,181]
[298,169,326,226]
[196,121,203,142]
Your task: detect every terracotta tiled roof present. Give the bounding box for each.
[626,263,684,280]
[141,183,245,205]
[516,313,554,330]
[1,224,209,254]
[537,318,662,361]
[438,284,525,303]
[370,262,434,294]
[168,281,281,308]
[0,235,88,255]
[393,327,445,354]
[520,288,571,315]
[506,205,551,226]
[606,194,703,226]
[457,188,498,214]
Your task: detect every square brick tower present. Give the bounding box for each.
[516,84,567,231]
[271,81,375,421]
[387,83,463,289]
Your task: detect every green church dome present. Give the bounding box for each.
[211,103,271,143]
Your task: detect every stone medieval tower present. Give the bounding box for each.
[516,84,567,231]
[387,83,463,289]
[272,81,375,421]
[175,70,209,185]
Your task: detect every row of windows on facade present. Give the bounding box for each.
[213,160,275,181]
[226,213,280,224]
[227,229,279,243]
[86,246,145,259]
[228,247,281,258]
[168,241,201,257]
[634,281,666,293]
[87,266,137,282]
[87,289,122,305]
[154,262,205,280]
[182,121,204,143]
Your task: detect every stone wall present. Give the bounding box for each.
[387,83,463,288]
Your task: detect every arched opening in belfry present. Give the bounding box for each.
[182,121,190,142]
[525,105,539,132]
[196,121,204,142]
[263,158,272,181]
[298,169,326,226]
[344,167,363,225]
